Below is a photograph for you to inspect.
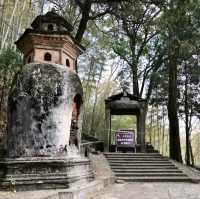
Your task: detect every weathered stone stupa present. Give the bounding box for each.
[0,10,93,191]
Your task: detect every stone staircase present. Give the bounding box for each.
[105,152,191,182]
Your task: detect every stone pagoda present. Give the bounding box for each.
[15,10,84,70]
[0,10,93,191]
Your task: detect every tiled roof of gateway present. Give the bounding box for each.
[105,91,146,102]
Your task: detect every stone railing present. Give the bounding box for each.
[80,141,104,157]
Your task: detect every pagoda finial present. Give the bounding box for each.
[51,7,56,13]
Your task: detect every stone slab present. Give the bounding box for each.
[0,157,94,191]
[89,153,115,184]
[0,153,116,199]
[169,159,200,182]
[0,179,105,199]
[98,182,200,199]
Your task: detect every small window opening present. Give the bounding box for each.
[66,59,70,67]
[28,56,31,63]
[48,24,54,31]
[44,53,52,61]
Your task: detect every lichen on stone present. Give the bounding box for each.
[7,63,83,158]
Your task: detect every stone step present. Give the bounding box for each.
[104,152,191,182]
[105,153,161,156]
[107,158,169,162]
[115,172,187,177]
[106,156,166,159]
[109,162,174,166]
[111,166,178,170]
[106,157,164,160]
[117,176,191,182]
[112,169,182,173]
[105,155,163,159]
[108,161,172,165]
[106,157,167,160]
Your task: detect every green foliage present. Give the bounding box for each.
[0,48,23,72]
[0,48,22,146]
[112,115,137,131]
[81,78,120,140]
[113,39,130,59]
[7,175,16,192]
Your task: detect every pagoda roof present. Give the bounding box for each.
[31,11,73,32]
[15,29,85,52]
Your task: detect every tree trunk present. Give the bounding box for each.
[184,63,190,165]
[166,130,169,156]
[0,0,5,48]
[189,140,194,166]
[162,106,165,155]
[167,39,182,163]
[90,64,103,136]
[40,0,45,15]
[131,64,139,96]
[74,1,91,73]
[150,109,153,144]
[0,72,7,120]
[16,0,26,39]
[1,0,19,49]
[153,107,156,148]
[82,57,95,133]
[75,0,91,43]
[130,37,139,96]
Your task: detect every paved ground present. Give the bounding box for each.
[98,182,200,199]
[0,182,200,199]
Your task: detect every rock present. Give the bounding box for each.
[115,180,125,184]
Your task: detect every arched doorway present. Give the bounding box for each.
[69,94,83,146]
